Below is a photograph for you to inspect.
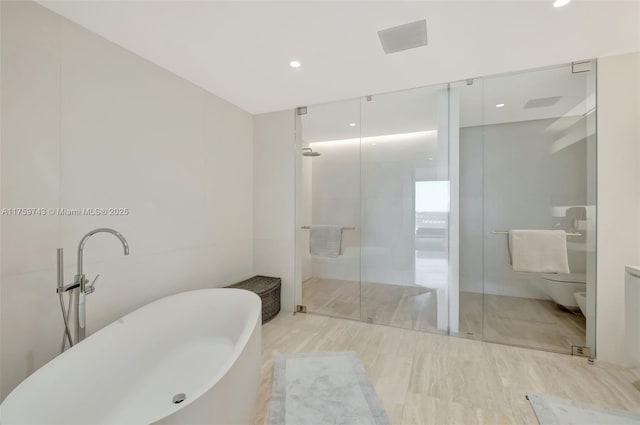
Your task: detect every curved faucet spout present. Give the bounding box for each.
[70,228,129,345]
[77,228,129,277]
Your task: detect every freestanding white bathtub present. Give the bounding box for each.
[0,288,262,425]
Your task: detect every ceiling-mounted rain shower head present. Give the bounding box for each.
[302,147,321,157]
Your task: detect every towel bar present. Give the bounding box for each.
[492,230,581,236]
[301,226,356,230]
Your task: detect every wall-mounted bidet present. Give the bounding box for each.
[537,272,586,310]
[57,228,129,350]
[573,291,587,316]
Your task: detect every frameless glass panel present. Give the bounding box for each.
[297,99,362,320]
[480,63,596,353]
[455,77,486,341]
[360,85,450,333]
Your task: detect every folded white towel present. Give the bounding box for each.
[509,229,570,274]
[309,225,342,258]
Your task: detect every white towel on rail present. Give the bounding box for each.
[508,229,570,274]
[309,225,342,258]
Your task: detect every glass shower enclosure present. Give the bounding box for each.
[295,85,451,334]
[294,61,596,355]
[456,62,597,353]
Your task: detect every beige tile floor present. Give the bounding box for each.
[459,292,586,353]
[302,278,439,332]
[252,313,640,425]
[303,278,586,353]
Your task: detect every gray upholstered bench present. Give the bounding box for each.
[227,275,281,324]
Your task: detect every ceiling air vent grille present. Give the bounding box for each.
[378,20,428,54]
[524,96,562,109]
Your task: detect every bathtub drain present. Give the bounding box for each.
[172,393,186,404]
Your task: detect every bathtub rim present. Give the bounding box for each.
[0,287,262,425]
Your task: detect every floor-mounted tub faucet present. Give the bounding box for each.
[57,228,129,349]
[75,228,129,342]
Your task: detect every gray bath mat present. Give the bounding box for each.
[269,351,390,425]
[527,392,640,424]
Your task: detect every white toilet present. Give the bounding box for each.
[538,273,586,309]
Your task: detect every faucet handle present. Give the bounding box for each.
[85,274,100,295]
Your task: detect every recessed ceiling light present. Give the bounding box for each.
[428,157,433,161]
[289,60,301,68]
[553,0,571,7]
[349,123,356,127]
[495,103,505,108]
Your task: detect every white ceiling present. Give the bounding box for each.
[38,0,640,114]
[301,63,593,143]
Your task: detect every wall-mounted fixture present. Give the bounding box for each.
[302,147,321,157]
[57,228,129,351]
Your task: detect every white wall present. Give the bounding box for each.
[307,132,447,287]
[596,51,640,365]
[252,111,296,312]
[307,138,360,283]
[1,0,254,399]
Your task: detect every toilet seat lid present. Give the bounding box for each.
[543,273,586,283]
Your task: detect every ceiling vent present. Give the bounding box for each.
[524,96,562,109]
[378,20,428,54]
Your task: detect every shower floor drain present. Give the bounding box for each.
[172,393,186,404]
